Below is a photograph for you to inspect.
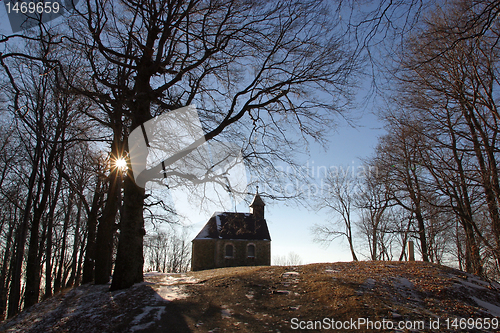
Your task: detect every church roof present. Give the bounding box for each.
[193,211,271,241]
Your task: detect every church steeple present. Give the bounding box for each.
[249,186,265,219]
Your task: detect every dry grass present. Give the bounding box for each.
[2,261,500,332]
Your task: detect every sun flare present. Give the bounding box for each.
[115,158,127,170]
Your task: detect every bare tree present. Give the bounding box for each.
[273,252,303,266]
[355,162,392,260]
[392,0,500,273]
[59,0,356,290]
[81,158,106,285]
[0,29,100,316]
[374,114,434,262]
[313,169,359,261]
[143,227,191,273]
[0,40,81,313]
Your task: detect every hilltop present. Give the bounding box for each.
[2,261,500,332]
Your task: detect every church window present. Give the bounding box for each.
[247,244,255,258]
[225,244,234,258]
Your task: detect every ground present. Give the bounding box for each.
[2,262,500,332]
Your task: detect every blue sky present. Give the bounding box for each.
[0,1,392,264]
[268,111,385,263]
[186,107,387,264]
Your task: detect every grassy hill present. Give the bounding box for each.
[2,261,500,332]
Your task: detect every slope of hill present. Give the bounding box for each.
[2,261,500,332]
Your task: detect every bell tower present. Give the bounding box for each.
[249,187,265,219]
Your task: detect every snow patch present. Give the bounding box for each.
[127,272,199,332]
[472,297,500,317]
[130,306,165,332]
[245,291,254,300]
[215,214,222,232]
[154,285,188,302]
[394,277,414,289]
[364,278,376,288]
[221,305,232,319]
[159,274,198,285]
[455,280,488,290]
[391,277,421,303]
[151,273,198,302]
[357,278,377,295]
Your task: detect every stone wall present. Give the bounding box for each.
[215,240,270,268]
[191,239,216,271]
[191,239,270,271]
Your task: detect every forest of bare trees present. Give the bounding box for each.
[0,0,499,321]
[0,0,356,318]
[314,0,500,280]
[143,228,191,274]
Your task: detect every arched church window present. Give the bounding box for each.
[247,244,255,258]
[225,244,234,258]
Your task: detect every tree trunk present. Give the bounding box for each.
[398,216,413,261]
[54,192,74,293]
[347,225,358,262]
[461,101,500,267]
[110,174,145,290]
[414,209,429,262]
[25,120,64,308]
[75,230,87,286]
[24,177,45,308]
[8,137,42,318]
[371,221,378,260]
[94,138,120,285]
[44,212,54,300]
[447,108,483,276]
[82,176,103,284]
[0,215,15,320]
[110,59,152,290]
[67,197,82,288]
[43,168,64,299]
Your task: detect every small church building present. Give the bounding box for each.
[191,191,271,271]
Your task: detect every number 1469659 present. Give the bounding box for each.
[5,2,60,14]
[445,317,499,330]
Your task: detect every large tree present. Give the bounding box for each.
[62,0,355,290]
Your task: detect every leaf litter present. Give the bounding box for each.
[2,262,500,332]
